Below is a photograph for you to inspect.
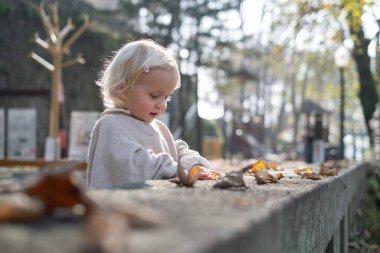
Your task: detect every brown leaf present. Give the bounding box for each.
[319,167,337,176]
[23,169,95,215]
[254,169,284,184]
[301,172,321,180]
[213,171,247,189]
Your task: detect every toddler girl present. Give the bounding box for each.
[87,39,213,188]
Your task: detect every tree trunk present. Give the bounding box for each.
[346,9,379,145]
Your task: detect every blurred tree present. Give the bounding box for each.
[0,0,247,156]
[270,0,379,145]
[342,0,379,145]
[0,0,118,156]
[104,0,243,151]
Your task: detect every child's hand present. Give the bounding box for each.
[191,166,222,180]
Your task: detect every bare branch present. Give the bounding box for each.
[62,53,86,68]
[62,14,90,53]
[33,33,49,50]
[30,52,55,71]
[59,18,74,40]
[39,3,57,44]
[50,3,59,36]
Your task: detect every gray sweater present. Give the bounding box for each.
[87,109,209,188]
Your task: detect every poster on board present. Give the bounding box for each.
[7,108,37,160]
[68,111,99,161]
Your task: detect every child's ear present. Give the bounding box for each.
[118,90,129,101]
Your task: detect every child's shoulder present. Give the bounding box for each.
[95,113,131,128]
[153,119,170,131]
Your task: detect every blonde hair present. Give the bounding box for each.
[96,39,181,108]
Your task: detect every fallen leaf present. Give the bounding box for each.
[213,171,247,189]
[172,165,201,187]
[198,169,222,180]
[294,167,313,175]
[24,169,94,215]
[301,172,321,180]
[242,158,271,174]
[267,161,278,170]
[254,169,282,184]
[319,167,337,176]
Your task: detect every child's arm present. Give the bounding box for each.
[175,140,222,180]
[175,140,210,170]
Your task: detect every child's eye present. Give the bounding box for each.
[150,94,159,99]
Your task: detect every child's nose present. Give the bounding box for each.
[157,99,167,109]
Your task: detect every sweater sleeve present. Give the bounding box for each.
[87,119,177,188]
[175,140,210,170]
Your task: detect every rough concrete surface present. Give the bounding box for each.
[0,160,368,253]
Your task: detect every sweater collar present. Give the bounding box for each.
[101,108,131,117]
[101,108,156,127]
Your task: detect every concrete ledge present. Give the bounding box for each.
[90,163,368,253]
[0,162,368,253]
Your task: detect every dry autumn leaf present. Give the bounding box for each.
[199,169,222,180]
[242,158,272,174]
[251,159,270,173]
[254,169,283,184]
[171,165,201,187]
[213,171,247,190]
[24,169,94,215]
[267,161,278,170]
[319,167,337,176]
[294,167,313,175]
[301,172,321,180]
[321,160,348,170]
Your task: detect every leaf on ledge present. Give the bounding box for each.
[23,169,94,216]
[294,167,313,175]
[213,170,247,190]
[301,172,321,180]
[170,165,201,187]
[254,169,283,184]
[319,167,337,176]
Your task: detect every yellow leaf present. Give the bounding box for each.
[294,167,313,175]
[251,159,270,173]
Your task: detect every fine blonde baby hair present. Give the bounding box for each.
[96,39,181,108]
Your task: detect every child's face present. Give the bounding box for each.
[122,68,179,123]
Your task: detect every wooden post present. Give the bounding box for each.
[30,2,89,159]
